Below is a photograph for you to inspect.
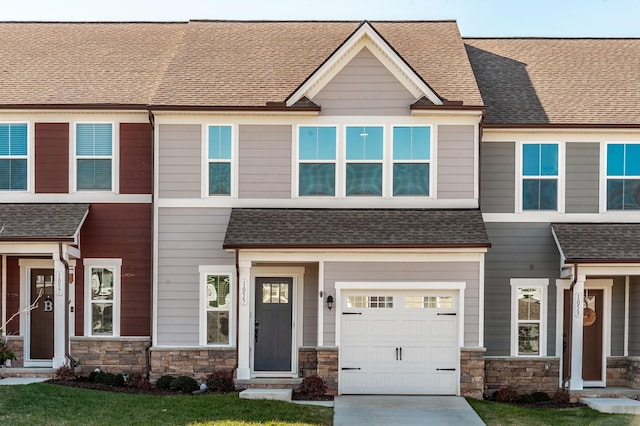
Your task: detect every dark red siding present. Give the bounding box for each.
[35,122,69,193]
[5,257,20,335]
[119,123,152,195]
[76,203,152,336]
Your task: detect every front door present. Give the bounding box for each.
[563,288,604,384]
[254,277,293,371]
[30,269,55,360]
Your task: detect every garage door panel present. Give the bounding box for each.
[431,317,457,339]
[431,345,458,365]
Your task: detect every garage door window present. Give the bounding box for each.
[405,296,453,309]
[346,295,393,308]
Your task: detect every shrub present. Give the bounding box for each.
[494,386,519,403]
[54,366,77,381]
[88,370,100,382]
[517,393,535,404]
[205,369,235,393]
[94,372,125,387]
[126,372,151,389]
[532,391,551,402]
[169,375,199,393]
[553,389,570,404]
[156,375,175,390]
[298,375,327,399]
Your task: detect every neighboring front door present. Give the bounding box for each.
[30,269,55,360]
[563,288,604,384]
[254,277,293,371]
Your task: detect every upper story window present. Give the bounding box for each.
[76,123,113,191]
[298,126,337,196]
[521,143,558,210]
[607,143,640,210]
[0,123,28,191]
[208,126,232,196]
[392,126,431,196]
[346,126,383,196]
[511,279,548,356]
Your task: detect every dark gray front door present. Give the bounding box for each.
[30,269,55,359]
[254,277,293,371]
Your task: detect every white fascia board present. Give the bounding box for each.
[550,226,566,269]
[286,22,442,107]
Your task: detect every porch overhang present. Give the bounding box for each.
[223,208,491,250]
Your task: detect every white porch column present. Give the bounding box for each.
[569,274,586,390]
[236,259,251,380]
[52,255,67,368]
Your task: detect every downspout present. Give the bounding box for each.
[234,248,240,371]
[145,108,156,378]
[58,242,73,367]
[563,264,578,389]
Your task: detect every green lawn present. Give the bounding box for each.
[0,383,332,426]
[467,398,638,426]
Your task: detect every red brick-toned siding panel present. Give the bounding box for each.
[119,123,152,194]
[75,203,152,336]
[35,123,69,193]
[5,257,20,334]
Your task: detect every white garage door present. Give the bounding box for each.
[339,290,459,395]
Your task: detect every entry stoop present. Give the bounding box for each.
[0,367,56,379]
[239,388,292,402]
[580,398,640,415]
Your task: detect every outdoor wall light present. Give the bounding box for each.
[326,295,334,310]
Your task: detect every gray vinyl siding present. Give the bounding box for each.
[238,125,292,199]
[313,47,415,116]
[158,124,202,198]
[437,125,475,199]
[484,222,560,356]
[610,276,626,356]
[481,142,515,213]
[565,143,600,213]
[629,276,640,356]
[303,263,319,346]
[157,207,234,346]
[323,261,481,347]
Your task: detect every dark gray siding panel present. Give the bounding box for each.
[481,142,515,213]
[437,125,475,200]
[238,125,292,199]
[484,222,560,356]
[565,143,600,213]
[610,276,626,356]
[303,263,319,346]
[629,276,640,355]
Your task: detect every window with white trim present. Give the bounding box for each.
[207,125,232,196]
[345,126,383,196]
[606,143,640,210]
[200,268,234,346]
[392,126,431,196]
[76,123,113,191]
[84,259,121,337]
[298,126,337,196]
[521,143,558,210]
[0,123,28,191]
[510,279,548,356]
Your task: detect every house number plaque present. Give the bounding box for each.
[574,292,582,318]
[56,272,63,296]
[241,279,248,306]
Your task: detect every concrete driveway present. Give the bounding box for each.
[334,395,485,426]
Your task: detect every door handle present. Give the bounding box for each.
[255,320,260,343]
[395,347,399,360]
[399,347,402,361]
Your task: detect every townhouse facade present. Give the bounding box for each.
[0,20,639,397]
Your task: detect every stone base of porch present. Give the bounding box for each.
[484,356,560,396]
[460,348,485,399]
[148,346,235,381]
[71,337,151,376]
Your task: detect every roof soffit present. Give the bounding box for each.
[286,22,443,107]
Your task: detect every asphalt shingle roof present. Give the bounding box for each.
[0,204,89,241]
[224,208,490,249]
[552,223,640,263]
[464,38,640,125]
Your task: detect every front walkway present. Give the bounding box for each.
[0,377,49,385]
[334,395,484,426]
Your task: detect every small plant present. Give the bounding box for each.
[94,372,125,387]
[0,338,15,364]
[517,393,535,404]
[553,389,570,404]
[205,369,235,393]
[169,375,199,393]
[125,372,151,389]
[156,375,175,390]
[532,391,551,402]
[298,375,327,399]
[54,366,77,381]
[494,386,519,403]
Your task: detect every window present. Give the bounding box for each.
[510,279,548,356]
[392,126,431,196]
[208,126,232,195]
[76,123,113,190]
[0,123,28,190]
[199,267,234,346]
[346,126,383,196]
[298,126,336,196]
[405,295,453,309]
[346,295,393,308]
[607,143,640,210]
[521,143,558,210]
[84,259,121,337]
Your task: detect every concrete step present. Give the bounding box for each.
[580,397,640,415]
[239,388,292,402]
[0,367,56,379]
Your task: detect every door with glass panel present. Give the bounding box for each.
[254,277,293,371]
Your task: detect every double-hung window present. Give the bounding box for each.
[345,126,383,196]
[392,126,431,196]
[521,143,558,210]
[84,259,121,337]
[510,279,547,356]
[0,123,28,191]
[199,268,234,346]
[208,126,232,196]
[76,123,113,191]
[298,126,336,196]
[607,143,640,210]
